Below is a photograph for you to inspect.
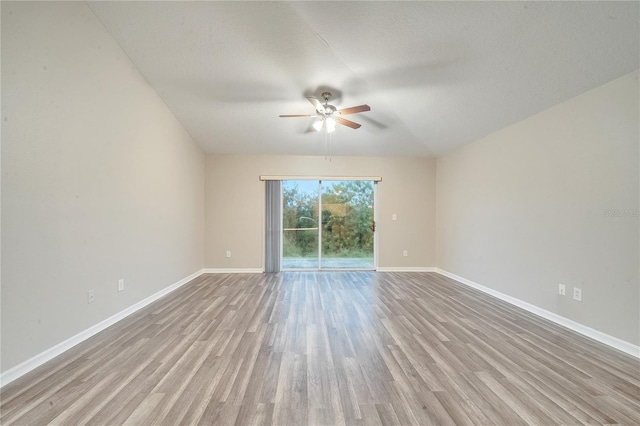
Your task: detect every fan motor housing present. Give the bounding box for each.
[323,105,336,114]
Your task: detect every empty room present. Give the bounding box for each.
[1,1,638,425]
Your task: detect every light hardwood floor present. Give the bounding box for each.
[1,272,638,425]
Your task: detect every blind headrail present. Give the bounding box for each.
[259,175,381,182]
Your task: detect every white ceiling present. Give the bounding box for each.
[88,1,639,157]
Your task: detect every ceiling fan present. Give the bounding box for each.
[279,92,370,133]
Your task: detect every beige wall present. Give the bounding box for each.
[205,155,436,270]
[1,2,205,372]
[436,72,639,345]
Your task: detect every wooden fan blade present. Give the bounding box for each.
[337,104,370,115]
[336,117,361,129]
[306,97,325,113]
[279,114,313,118]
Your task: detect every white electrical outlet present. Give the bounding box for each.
[573,287,582,302]
[558,284,566,296]
[392,214,397,221]
[118,279,124,292]
[226,250,231,258]
[403,250,408,257]
[87,290,95,304]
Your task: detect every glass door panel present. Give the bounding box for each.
[320,180,375,269]
[282,180,319,269]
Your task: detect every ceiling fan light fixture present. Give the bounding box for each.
[280,91,370,134]
[326,117,336,133]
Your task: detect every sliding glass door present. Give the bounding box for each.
[282,180,375,270]
[282,180,319,269]
[320,180,374,269]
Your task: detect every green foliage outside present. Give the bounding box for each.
[282,181,374,259]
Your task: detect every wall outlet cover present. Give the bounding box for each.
[573,287,583,302]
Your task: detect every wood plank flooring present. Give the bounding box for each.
[1,272,638,425]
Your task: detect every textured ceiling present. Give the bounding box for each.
[89,1,639,157]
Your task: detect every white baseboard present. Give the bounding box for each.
[202,268,264,274]
[434,268,640,359]
[377,267,436,272]
[0,269,205,388]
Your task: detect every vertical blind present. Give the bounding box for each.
[265,180,282,272]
